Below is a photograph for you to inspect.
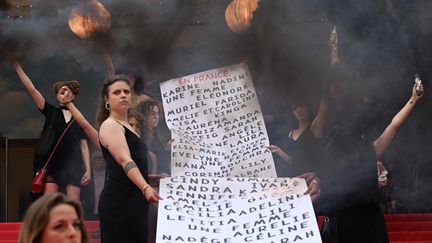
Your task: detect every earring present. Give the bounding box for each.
[105,102,110,111]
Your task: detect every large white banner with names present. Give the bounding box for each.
[156,177,322,243]
[160,63,277,178]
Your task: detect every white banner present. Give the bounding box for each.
[160,63,277,177]
[156,177,322,243]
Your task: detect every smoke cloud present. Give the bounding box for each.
[0,0,431,212]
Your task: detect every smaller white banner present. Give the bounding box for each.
[156,177,322,243]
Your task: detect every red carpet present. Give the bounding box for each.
[0,221,100,243]
[1,214,432,242]
[318,214,432,243]
[386,214,432,242]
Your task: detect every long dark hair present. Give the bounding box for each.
[96,74,130,128]
[137,100,168,147]
[116,68,145,95]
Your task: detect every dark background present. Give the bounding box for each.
[0,0,432,215]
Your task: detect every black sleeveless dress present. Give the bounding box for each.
[318,104,389,243]
[99,125,150,243]
[37,102,86,187]
[274,125,320,177]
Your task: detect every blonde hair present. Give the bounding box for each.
[19,193,89,243]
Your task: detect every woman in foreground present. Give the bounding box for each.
[19,192,89,243]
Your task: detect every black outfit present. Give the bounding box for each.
[99,125,149,243]
[149,135,171,174]
[318,102,389,243]
[34,102,86,187]
[274,125,320,177]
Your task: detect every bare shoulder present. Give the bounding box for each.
[99,119,124,140]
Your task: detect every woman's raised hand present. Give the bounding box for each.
[411,83,424,100]
[57,86,75,104]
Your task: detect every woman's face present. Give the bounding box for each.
[291,104,309,122]
[145,105,160,129]
[41,204,82,243]
[106,81,131,112]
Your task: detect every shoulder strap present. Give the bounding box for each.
[288,130,294,138]
[41,120,75,169]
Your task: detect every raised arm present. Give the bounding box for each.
[310,97,329,139]
[374,84,424,158]
[58,88,100,150]
[66,102,100,150]
[100,48,115,76]
[100,120,160,203]
[10,59,45,110]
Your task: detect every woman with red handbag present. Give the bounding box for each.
[10,59,91,202]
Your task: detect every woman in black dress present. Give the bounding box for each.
[268,96,328,177]
[63,75,161,243]
[10,60,91,202]
[137,100,172,176]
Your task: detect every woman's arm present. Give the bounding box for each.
[267,145,293,165]
[374,84,424,158]
[80,139,91,186]
[100,48,115,76]
[66,102,100,150]
[100,120,161,203]
[310,98,329,139]
[10,59,45,110]
[57,87,100,149]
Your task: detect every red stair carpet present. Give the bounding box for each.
[317,214,432,243]
[0,221,100,243]
[1,214,432,242]
[386,214,432,243]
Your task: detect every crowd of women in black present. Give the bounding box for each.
[11,29,426,243]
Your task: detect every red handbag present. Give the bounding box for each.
[31,168,47,193]
[31,120,75,193]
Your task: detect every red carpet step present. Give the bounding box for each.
[387,222,432,232]
[388,232,432,241]
[0,221,100,242]
[1,215,432,242]
[385,214,432,242]
[391,241,432,243]
[385,214,432,222]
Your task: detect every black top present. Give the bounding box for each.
[98,124,149,243]
[319,103,379,214]
[273,125,321,177]
[149,136,171,174]
[37,102,87,187]
[318,102,388,243]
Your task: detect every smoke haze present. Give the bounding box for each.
[0,0,431,211]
